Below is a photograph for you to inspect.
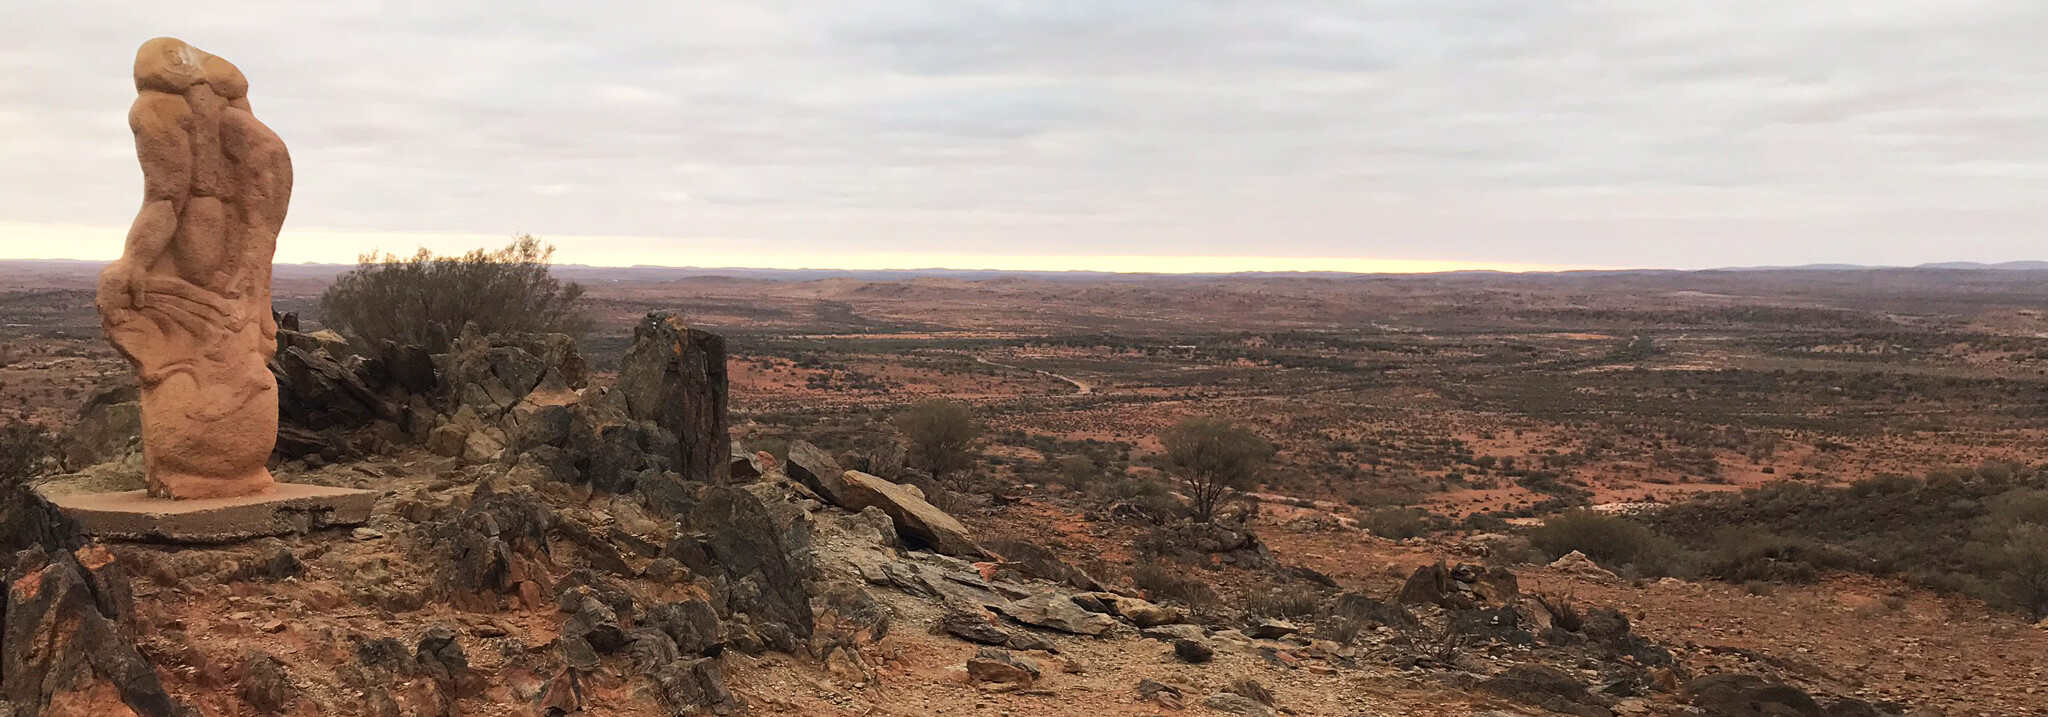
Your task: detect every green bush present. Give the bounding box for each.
[1361,506,1439,540]
[1528,510,1688,576]
[319,235,589,355]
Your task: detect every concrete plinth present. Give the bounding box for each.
[39,483,379,543]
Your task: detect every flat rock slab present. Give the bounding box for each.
[39,483,378,543]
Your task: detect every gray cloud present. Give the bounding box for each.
[3,0,2047,267]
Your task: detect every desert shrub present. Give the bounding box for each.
[0,421,53,484]
[1098,476,1185,522]
[1531,592,1584,632]
[1528,510,1689,575]
[1361,506,1440,540]
[1243,584,1324,619]
[1698,528,1861,584]
[1158,417,1274,523]
[319,235,590,355]
[1128,564,1219,613]
[892,399,981,486]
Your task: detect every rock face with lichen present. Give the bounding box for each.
[605,311,730,484]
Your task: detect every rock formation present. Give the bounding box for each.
[97,37,292,500]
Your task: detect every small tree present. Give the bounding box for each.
[0,421,52,484]
[893,399,981,486]
[318,235,590,355]
[1159,417,1273,522]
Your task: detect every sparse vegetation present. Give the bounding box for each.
[892,398,982,487]
[318,235,590,355]
[1159,417,1274,523]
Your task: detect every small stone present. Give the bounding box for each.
[351,527,385,541]
[966,647,1041,687]
[1245,619,1299,640]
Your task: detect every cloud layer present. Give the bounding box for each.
[4,1,2045,268]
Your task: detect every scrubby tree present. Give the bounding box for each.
[1159,417,1273,522]
[0,420,52,484]
[893,399,981,485]
[318,235,590,355]
[1971,489,2048,619]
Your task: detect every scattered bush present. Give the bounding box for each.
[892,399,981,486]
[319,235,590,355]
[0,421,53,484]
[1527,510,1682,574]
[1128,564,1219,614]
[1360,506,1440,540]
[1243,584,1323,619]
[1158,417,1274,523]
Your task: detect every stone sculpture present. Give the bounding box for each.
[98,38,292,499]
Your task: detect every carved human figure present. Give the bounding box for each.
[97,38,292,499]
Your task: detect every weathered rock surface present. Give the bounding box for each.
[3,545,190,717]
[1000,591,1117,636]
[966,647,1041,687]
[838,470,987,558]
[689,487,813,650]
[606,312,728,483]
[784,441,849,505]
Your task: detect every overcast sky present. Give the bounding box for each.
[3,1,2045,271]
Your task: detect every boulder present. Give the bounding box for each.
[838,470,986,558]
[1107,595,1184,627]
[785,441,849,505]
[965,647,1041,687]
[1001,591,1116,636]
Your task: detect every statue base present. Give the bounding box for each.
[38,483,378,544]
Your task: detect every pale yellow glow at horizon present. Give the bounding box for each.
[0,222,1596,275]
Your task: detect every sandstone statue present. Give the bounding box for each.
[98,38,292,499]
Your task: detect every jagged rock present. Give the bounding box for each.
[648,657,740,715]
[838,470,987,558]
[1138,678,1185,709]
[938,607,1012,645]
[1397,560,1517,610]
[1202,692,1276,717]
[1481,664,1615,717]
[2,546,189,717]
[1450,607,1534,645]
[1000,591,1117,636]
[689,487,813,651]
[606,312,729,483]
[1173,638,1215,663]
[417,483,555,612]
[1687,674,1824,717]
[1005,629,1058,653]
[644,599,724,657]
[239,651,292,714]
[425,425,467,458]
[785,441,850,504]
[415,625,482,698]
[563,599,627,654]
[966,647,1041,686]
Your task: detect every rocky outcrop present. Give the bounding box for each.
[966,647,1041,687]
[1397,561,1519,610]
[1000,591,1117,636]
[605,312,729,483]
[838,470,987,558]
[3,546,190,717]
[689,486,813,651]
[1481,664,1615,717]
